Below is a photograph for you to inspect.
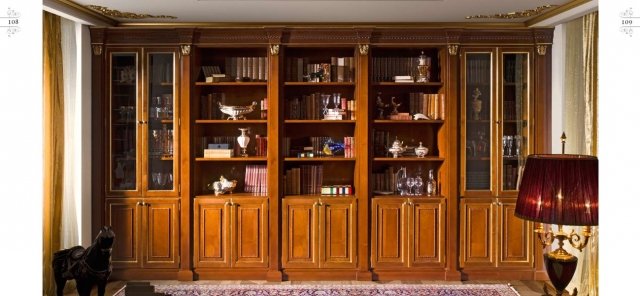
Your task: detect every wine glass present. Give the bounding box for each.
[406,177,416,196]
[397,177,407,196]
[152,172,162,189]
[158,172,168,189]
[321,94,331,115]
[333,93,341,110]
[414,176,424,196]
[505,135,513,156]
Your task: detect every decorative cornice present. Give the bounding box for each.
[536,45,547,56]
[358,44,369,56]
[447,44,459,56]
[269,44,280,56]
[180,44,191,56]
[92,44,103,55]
[466,5,557,20]
[86,5,177,20]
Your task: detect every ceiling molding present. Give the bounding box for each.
[525,0,595,27]
[43,0,117,26]
[115,22,529,29]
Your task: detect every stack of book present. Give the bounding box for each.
[224,56,268,82]
[389,113,412,120]
[372,166,399,193]
[321,185,353,195]
[393,75,414,83]
[203,148,233,158]
[343,136,355,158]
[244,165,267,195]
[254,135,267,157]
[284,165,323,195]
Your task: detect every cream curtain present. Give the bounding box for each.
[43,11,64,296]
[561,11,598,296]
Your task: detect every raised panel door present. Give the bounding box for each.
[106,198,141,268]
[460,198,495,267]
[142,198,179,268]
[231,198,268,268]
[497,198,533,267]
[320,198,356,268]
[371,198,405,268]
[282,199,318,268]
[194,199,230,268]
[408,199,445,268]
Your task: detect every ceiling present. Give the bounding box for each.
[46,0,597,27]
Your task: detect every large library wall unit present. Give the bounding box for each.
[90,27,552,282]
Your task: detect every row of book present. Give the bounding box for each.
[372,166,400,193]
[372,130,391,157]
[503,164,523,191]
[200,93,267,120]
[218,56,269,82]
[503,56,525,83]
[244,165,268,194]
[408,93,446,120]
[283,137,353,158]
[372,57,434,82]
[466,58,491,85]
[502,100,521,121]
[284,165,323,195]
[286,57,355,82]
[286,93,355,120]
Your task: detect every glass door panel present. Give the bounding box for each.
[110,52,138,191]
[500,53,529,191]
[464,53,492,191]
[147,52,176,191]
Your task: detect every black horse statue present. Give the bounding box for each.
[52,226,115,296]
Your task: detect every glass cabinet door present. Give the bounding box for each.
[146,52,177,193]
[499,52,530,192]
[463,51,493,193]
[110,52,139,192]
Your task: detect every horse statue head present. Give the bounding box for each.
[95,225,115,254]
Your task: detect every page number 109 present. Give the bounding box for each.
[622,19,633,25]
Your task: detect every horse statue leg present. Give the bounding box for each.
[97,279,107,296]
[54,273,66,296]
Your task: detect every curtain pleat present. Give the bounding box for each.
[43,11,65,296]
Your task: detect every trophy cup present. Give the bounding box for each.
[416,51,431,83]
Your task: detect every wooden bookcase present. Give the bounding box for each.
[90,27,552,281]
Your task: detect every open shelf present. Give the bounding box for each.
[373,120,443,124]
[284,157,355,162]
[372,82,443,87]
[284,194,356,199]
[373,194,446,199]
[285,120,355,124]
[196,156,268,162]
[284,82,355,86]
[195,82,268,86]
[195,193,268,198]
[195,119,267,124]
[373,157,445,162]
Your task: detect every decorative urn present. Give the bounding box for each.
[388,138,406,158]
[415,142,429,158]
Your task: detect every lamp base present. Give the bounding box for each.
[543,282,578,296]
[543,253,578,296]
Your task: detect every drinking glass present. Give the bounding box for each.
[505,135,513,156]
[414,176,424,196]
[406,177,416,196]
[152,172,162,189]
[321,94,330,115]
[158,172,168,188]
[333,93,341,110]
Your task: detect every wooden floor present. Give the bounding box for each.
[63,280,547,296]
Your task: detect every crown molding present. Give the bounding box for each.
[115,21,528,29]
[43,0,116,26]
[525,0,597,27]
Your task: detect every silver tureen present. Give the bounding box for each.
[218,101,257,120]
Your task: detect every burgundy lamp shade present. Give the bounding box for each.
[515,154,598,226]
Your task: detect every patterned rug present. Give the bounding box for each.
[116,283,521,296]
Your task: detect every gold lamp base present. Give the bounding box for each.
[543,282,578,296]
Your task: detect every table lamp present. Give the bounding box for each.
[515,153,598,296]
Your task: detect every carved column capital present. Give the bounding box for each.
[447,44,459,56]
[92,44,103,56]
[270,44,280,56]
[358,44,369,55]
[536,45,548,56]
[180,44,191,56]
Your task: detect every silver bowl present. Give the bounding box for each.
[218,101,257,120]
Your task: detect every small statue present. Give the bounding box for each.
[376,92,388,119]
[207,175,237,196]
[390,97,401,115]
[471,88,482,120]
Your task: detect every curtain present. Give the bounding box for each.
[580,11,598,296]
[60,17,79,249]
[561,11,599,296]
[43,11,64,296]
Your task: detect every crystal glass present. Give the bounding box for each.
[406,177,416,196]
[333,93,341,110]
[321,94,331,115]
[414,176,424,196]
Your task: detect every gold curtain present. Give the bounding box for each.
[43,11,65,296]
[581,11,598,296]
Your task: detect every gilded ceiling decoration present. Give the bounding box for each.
[465,5,557,19]
[86,5,177,19]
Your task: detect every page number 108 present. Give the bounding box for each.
[8,19,18,25]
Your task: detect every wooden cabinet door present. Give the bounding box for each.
[106,198,141,268]
[231,198,268,268]
[460,198,495,267]
[319,198,356,268]
[282,199,318,268]
[371,198,406,268]
[408,199,445,268]
[496,198,533,267]
[194,198,230,268]
[142,198,179,268]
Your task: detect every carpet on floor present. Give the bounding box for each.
[115,283,521,296]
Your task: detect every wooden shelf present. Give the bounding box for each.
[372,82,443,86]
[196,156,267,162]
[284,82,355,86]
[160,119,174,124]
[284,120,355,124]
[195,82,267,86]
[195,119,267,124]
[467,157,491,161]
[373,157,445,162]
[467,120,491,123]
[373,194,446,199]
[374,119,443,124]
[196,193,268,198]
[284,157,355,162]
[159,82,173,86]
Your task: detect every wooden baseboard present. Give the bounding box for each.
[372,269,448,281]
[266,270,283,282]
[177,269,194,281]
[282,269,360,281]
[194,269,270,280]
[460,269,535,281]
